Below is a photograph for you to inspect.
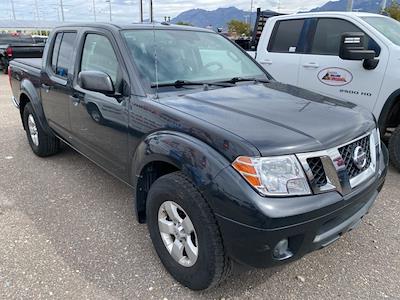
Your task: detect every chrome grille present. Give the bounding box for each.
[297,131,378,196]
[306,157,327,188]
[338,135,371,178]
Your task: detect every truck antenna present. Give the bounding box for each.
[152,22,159,99]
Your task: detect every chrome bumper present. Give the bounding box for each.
[11,96,19,109]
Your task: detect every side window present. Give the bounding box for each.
[80,34,119,85]
[268,19,305,53]
[51,33,62,73]
[51,32,77,77]
[311,18,381,56]
[56,33,77,77]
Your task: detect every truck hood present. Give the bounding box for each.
[160,82,375,157]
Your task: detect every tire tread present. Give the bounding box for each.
[389,126,400,171]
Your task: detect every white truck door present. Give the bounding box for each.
[257,18,305,85]
[298,17,388,110]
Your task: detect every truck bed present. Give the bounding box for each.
[13,58,42,70]
[9,58,42,99]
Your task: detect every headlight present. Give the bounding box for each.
[232,155,311,196]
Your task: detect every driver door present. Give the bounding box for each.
[69,31,130,180]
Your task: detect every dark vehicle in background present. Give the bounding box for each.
[0,33,45,74]
[8,23,387,290]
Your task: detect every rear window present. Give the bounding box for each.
[268,19,305,53]
[50,32,77,78]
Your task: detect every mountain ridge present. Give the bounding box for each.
[171,1,392,30]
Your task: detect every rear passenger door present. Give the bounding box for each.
[41,31,77,136]
[257,18,306,85]
[298,17,388,110]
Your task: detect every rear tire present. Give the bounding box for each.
[389,126,400,171]
[146,171,231,290]
[23,102,60,157]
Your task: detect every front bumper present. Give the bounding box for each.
[204,144,388,268]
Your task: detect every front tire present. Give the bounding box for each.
[146,171,231,290]
[23,102,60,157]
[389,126,400,171]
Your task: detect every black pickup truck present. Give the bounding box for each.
[9,23,388,290]
[0,33,45,74]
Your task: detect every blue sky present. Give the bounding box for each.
[0,0,331,22]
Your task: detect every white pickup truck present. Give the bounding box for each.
[252,12,400,170]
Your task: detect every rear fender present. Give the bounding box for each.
[20,79,52,135]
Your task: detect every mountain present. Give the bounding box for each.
[171,7,258,30]
[310,0,391,13]
[171,1,393,31]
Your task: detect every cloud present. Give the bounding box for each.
[0,0,330,22]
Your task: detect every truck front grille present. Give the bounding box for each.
[306,157,327,188]
[297,131,377,196]
[338,135,371,179]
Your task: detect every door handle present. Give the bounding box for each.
[41,84,51,92]
[302,62,319,68]
[70,95,81,106]
[259,59,272,65]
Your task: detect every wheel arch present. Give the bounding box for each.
[19,79,52,135]
[131,131,231,223]
[378,88,400,134]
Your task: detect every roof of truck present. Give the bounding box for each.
[55,22,213,33]
[274,11,387,19]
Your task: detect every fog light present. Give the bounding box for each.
[273,239,293,260]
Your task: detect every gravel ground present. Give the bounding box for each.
[0,74,399,300]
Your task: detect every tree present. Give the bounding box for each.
[385,2,400,21]
[227,20,251,37]
[176,21,193,26]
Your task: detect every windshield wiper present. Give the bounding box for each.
[221,77,271,84]
[151,80,233,88]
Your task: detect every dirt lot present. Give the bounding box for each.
[0,74,399,299]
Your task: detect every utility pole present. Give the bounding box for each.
[347,0,353,11]
[34,0,40,21]
[149,0,153,22]
[92,0,97,21]
[381,0,387,12]
[59,0,65,21]
[10,0,16,20]
[249,0,253,30]
[139,0,143,22]
[106,0,112,22]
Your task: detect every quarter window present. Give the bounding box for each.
[80,34,119,85]
[311,18,381,56]
[268,19,305,53]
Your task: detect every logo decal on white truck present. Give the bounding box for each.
[318,68,353,86]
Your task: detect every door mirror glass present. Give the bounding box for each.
[339,32,376,61]
[78,70,114,94]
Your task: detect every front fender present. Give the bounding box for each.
[20,79,52,135]
[131,131,231,190]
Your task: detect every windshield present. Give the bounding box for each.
[362,16,400,46]
[121,29,267,88]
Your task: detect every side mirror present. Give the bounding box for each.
[78,70,114,94]
[339,32,376,61]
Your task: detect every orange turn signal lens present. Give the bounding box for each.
[232,156,261,187]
